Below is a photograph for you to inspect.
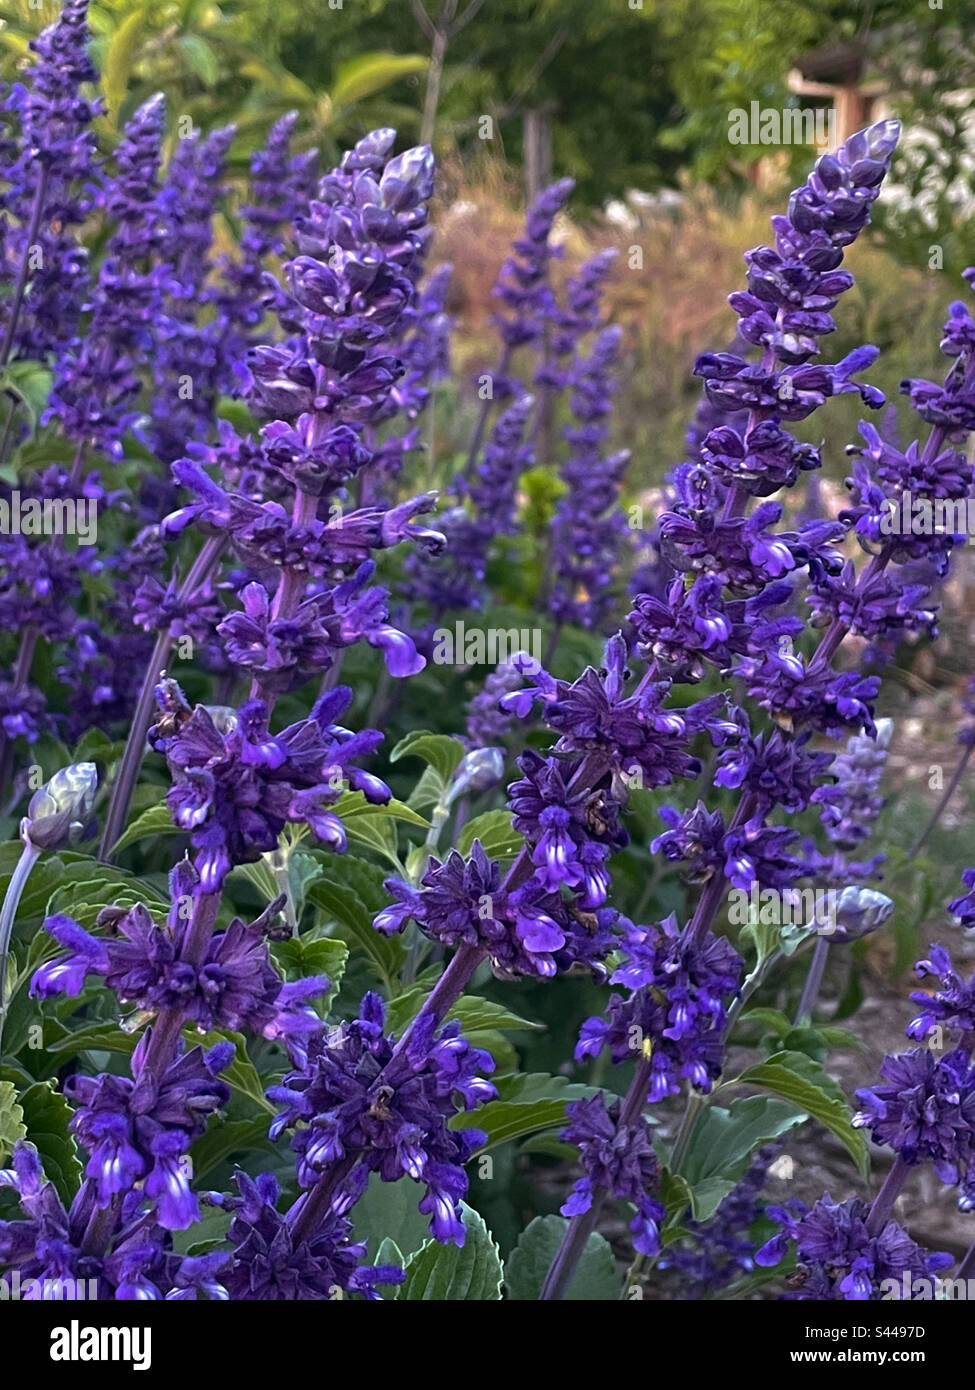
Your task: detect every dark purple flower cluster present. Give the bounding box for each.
[803,719,891,885]
[505,634,729,794]
[31,861,328,1039]
[65,1034,233,1230]
[576,913,743,1101]
[854,1049,975,1193]
[0,1143,228,1300]
[206,1171,403,1300]
[561,1093,665,1256]
[268,993,495,1245]
[2,0,101,364]
[908,944,975,1043]
[376,838,618,980]
[404,394,534,616]
[653,800,801,892]
[464,660,525,748]
[756,1194,952,1300]
[214,111,318,368]
[549,325,630,629]
[149,123,237,465]
[46,93,167,455]
[492,177,574,356]
[149,682,391,892]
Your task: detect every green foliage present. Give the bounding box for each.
[733,1050,870,1178]
[16,1081,83,1207]
[0,1079,25,1162]
[396,1206,502,1300]
[504,1215,618,1300]
[676,1095,808,1222]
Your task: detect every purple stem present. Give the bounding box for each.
[538,1055,655,1301]
[464,344,512,474]
[0,168,49,367]
[795,936,830,1025]
[98,535,225,861]
[865,1155,911,1235]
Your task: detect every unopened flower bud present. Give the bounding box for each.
[20,762,97,850]
[448,747,505,801]
[815,885,894,943]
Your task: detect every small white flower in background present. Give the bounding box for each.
[20,762,98,851]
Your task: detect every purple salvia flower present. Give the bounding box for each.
[267,992,495,1246]
[755,1193,953,1300]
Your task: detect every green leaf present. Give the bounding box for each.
[197,1030,274,1115]
[0,1079,25,1163]
[189,1116,276,1182]
[451,1072,600,1152]
[397,1206,502,1300]
[0,360,53,428]
[333,790,429,830]
[104,10,144,118]
[178,33,219,86]
[679,1095,808,1221]
[109,801,179,856]
[385,989,542,1038]
[659,1170,694,1231]
[46,1020,136,1060]
[307,870,404,988]
[390,731,465,786]
[17,1081,82,1207]
[329,793,426,869]
[172,1205,231,1256]
[330,52,429,110]
[733,1050,869,1178]
[504,1215,618,1300]
[407,765,443,812]
[738,1006,792,1037]
[353,1170,435,1262]
[271,934,348,1011]
[457,810,523,860]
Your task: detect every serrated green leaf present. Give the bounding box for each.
[385,988,541,1038]
[457,810,523,860]
[333,790,429,829]
[307,872,404,988]
[271,934,348,1011]
[397,1206,502,1300]
[451,1073,601,1152]
[0,1079,25,1162]
[733,1050,869,1178]
[407,765,443,812]
[504,1214,618,1300]
[46,1020,136,1059]
[353,1170,435,1262]
[17,1081,82,1207]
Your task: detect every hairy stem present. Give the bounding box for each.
[0,841,41,1057]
